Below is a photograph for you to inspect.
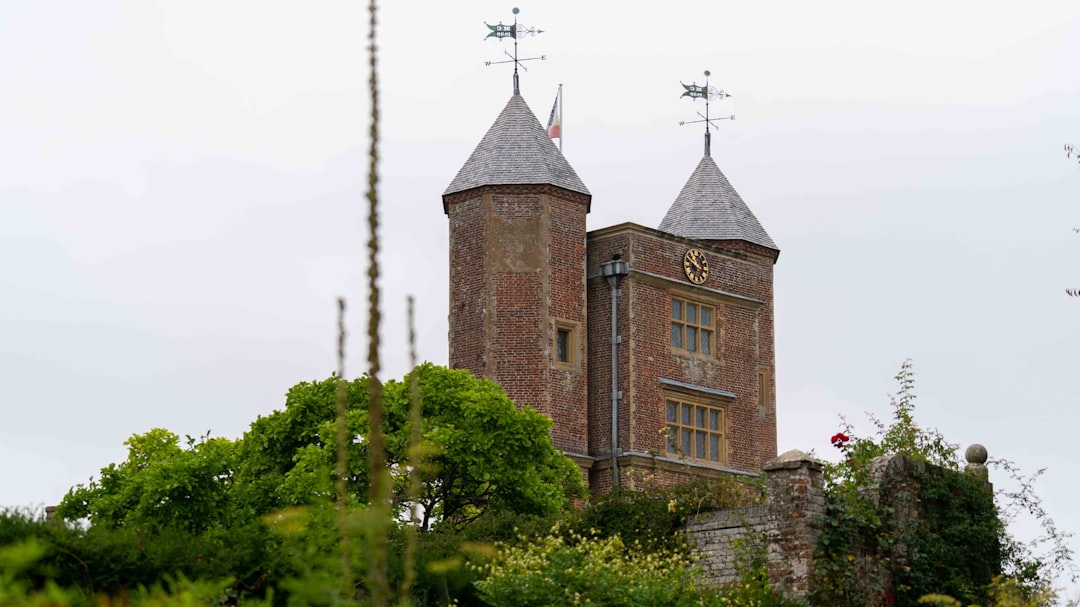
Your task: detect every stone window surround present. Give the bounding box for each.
[660,379,735,466]
[553,318,580,369]
[757,367,771,414]
[670,296,716,356]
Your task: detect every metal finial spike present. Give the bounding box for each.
[513,8,519,94]
[704,71,711,148]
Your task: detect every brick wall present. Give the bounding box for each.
[449,197,777,492]
[546,194,589,455]
[686,505,768,586]
[445,185,590,463]
[685,450,824,601]
[687,449,992,603]
[586,223,777,491]
[447,195,486,376]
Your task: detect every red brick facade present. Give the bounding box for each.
[587,224,777,492]
[442,98,777,494]
[445,184,591,460]
[445,194,777,494]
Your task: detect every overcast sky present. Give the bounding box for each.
[2,0,1079,592]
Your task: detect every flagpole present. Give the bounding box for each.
[558,83,563,153]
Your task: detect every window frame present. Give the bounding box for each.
[757,367,771,414]
[670,296,717,357]
[553,319,580,369]
[662,392,727,465]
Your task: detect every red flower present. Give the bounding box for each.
[830,432,850,448]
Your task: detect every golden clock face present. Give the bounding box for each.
[683,249,709,284]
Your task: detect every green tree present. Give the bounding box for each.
[59,364,584,534]
[236,363,586,529]
[397,363,585,528]
[57,429,238,533]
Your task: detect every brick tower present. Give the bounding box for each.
[442,87,778,494]
[585,140,779,492]
[656,152,780,470]
[442,94,593,469]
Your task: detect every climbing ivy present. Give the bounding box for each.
[811,360,1005,607]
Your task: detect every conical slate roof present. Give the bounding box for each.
[658,155,777,250]
[444,95,590,198]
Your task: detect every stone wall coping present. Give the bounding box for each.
[687,504,768,529]
[762,449,824,472]
[593,451,763,477]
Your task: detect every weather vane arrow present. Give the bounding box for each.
[484,20,544,40]
[483,8,546,95]
[681,83,731,101]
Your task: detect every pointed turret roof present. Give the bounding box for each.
[443,95,590,201]
[658,155,777,250]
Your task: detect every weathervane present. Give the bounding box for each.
[484,7,546,95]
[679,70,734,156]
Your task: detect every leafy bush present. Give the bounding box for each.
[0,508,287,605]
[475,527,805,607]
[572,489,686,553]
[572,475,764,553]
[812,361,1069,607]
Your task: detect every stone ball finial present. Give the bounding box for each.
[965,444,990,482]
[965,444,988,466]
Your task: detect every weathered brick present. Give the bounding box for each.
[442,98,778,493]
